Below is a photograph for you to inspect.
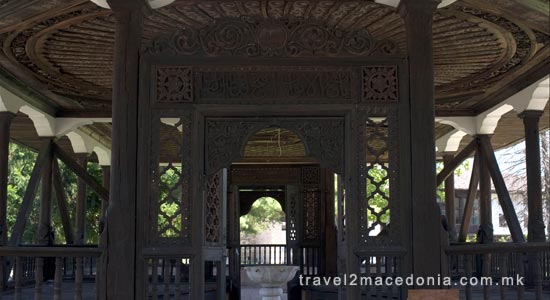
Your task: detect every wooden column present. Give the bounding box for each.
[100,166,110,220]
[37,139,54,245]
[443,153,457,241]
[75,154,87,245]
[105,1,143,299]
[0,112,14,289]
[520,110,546,242]
[399,0,442,281]
[520,110,545,290]
[477,136,493,243]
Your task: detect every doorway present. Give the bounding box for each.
[218,126,341,300]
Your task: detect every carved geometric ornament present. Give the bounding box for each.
[156,67,193,103]
[362,66,398,102]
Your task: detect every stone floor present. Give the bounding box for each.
[0,283,545,300]
[0,281,96,300]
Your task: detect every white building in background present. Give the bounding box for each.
[449,172,544,241]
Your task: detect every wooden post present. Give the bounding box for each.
[38,139,54,246]
[519,110,545,289]
[105,1,143,298]
[458,150,480,242]
[478,135,525,242]
[52,159,75,244]
[519,110,546,242]
[100,166,110,220]
[443,153,457,241]
[399,0,442,282]
[75,154,87,245]
[0,112,14,290]
[227,185,240,300]
[477,137,493,244]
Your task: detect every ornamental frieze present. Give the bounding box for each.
[154,65,400,104]
[144,17,399,57]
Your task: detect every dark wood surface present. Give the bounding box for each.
[458,150,480,242]
[400,0,442,283]
[104,1,143,299]
[520,111,546,243]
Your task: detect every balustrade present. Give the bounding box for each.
[445,242,550,300]
[0,246,101,299]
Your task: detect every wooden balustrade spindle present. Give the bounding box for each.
[533,252,542,300]
[482,253,491,300]
[174,260,182,300]
[74,257,83,300]
[516,253,525,300]
[34,257,44,300]
[14,257,22,300]
[376,256,382,300]
[151,259,159,299]
[499,253,507,300]
[54,257,62,300]
[163,259,171,298]
[465,255,472,300]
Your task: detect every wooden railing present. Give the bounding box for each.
[240,244,287,266]
[144,256,192,299]
[240,244,322,277]
[356,247,408,300]
[0,246,102,300]
[445,242,550,300]
[301,246,321,276]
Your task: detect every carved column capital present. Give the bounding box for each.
[398,0,441,17]
[106,0,147,11]
[518,109,544,120]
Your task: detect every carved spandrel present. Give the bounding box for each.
[205,118,344,175]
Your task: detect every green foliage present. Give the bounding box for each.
[436,159,470,203]
[240,197,284,236]
[8,143,102,245]
[7,143,38,243]
[366,165,390,224]
[158,166,182,238]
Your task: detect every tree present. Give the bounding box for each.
[498,129,550,240]
[8,142,102,244]
[240,197,284,238]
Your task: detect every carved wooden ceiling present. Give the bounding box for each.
[0,0,548,156]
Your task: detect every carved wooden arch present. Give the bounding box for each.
[205,117,344,175]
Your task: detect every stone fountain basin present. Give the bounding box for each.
[243,265,300,288]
